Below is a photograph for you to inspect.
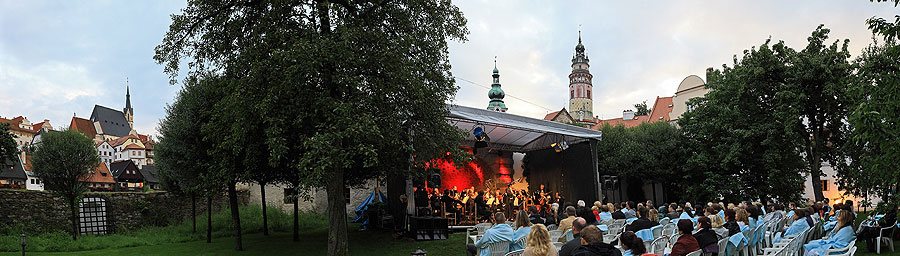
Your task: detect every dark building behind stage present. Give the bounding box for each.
[524,141,601,204]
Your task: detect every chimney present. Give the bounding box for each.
[623,109,635,121]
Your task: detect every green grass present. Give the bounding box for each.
[0,205,463,255]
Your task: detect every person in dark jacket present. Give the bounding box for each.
[611,203,627,220]
[626,206,658,232]
[670,219,701,256]
[572,225,623,256]
[722,208,740,236]
[693,216,719,255]
[560,218,588,256]
[858,203,897,252]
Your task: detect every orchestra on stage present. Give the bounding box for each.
[413,183,565,225]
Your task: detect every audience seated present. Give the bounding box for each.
[669,219,700,256]
[559,206,577,232]
[857,203,897,252]
[512,210,534,251]
[523,224,558,256]
[774,208,810,243]
[467,212,514,256]
[571,225,622,256]
[693,216,719,255]
[626,207,658,232]
[709,214,729,239]
[803,211,855,256]
[560,217,588,256]
[619,231,648,256]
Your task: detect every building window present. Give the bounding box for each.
[587,90,591,99]
[821,180,829,191]
[284,188,295,204]
[570,90,574,98]
[344,188,351,204]
[30,179,34,184]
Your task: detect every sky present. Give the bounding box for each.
[0,1,896,138]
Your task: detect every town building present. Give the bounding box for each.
[20,155,43,191]
[0,158,27,189]
[568,32,595,125]
[0,116,54,159]
[109,160,144,191]
[85,163,115,191]
[486,61,508,112]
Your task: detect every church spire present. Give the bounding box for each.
[487,57,508,112]
[124,79,134,128]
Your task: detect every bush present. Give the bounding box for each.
[0,205,325,252]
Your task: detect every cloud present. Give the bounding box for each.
[0,50,105,127]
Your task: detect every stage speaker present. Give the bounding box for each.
[427,173,441,189]
[602,175,619,191]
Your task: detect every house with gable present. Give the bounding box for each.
[109,160,144,191]
[84,163,115,191]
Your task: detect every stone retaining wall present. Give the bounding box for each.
[0,189,249,234]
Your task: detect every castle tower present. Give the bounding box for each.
[569,31,593,121]
[124,84,134,128]
[487,60,508,112]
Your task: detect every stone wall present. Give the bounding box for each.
[0,189,249,234]
[243,179,382,217]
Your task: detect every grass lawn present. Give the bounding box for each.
[0,227,466,256]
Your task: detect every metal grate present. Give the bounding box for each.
[78,197,108,235]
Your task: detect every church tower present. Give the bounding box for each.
[568,31,593,121]
[487,60,508,112]
[124,84,134,128]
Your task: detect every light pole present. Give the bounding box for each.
[20,233,26,256]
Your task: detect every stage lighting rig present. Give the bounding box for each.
[551,139,569,153]
[473,125,490,154]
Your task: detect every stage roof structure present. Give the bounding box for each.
[447,105,603,152]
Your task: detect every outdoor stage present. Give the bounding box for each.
[385,104,605,230]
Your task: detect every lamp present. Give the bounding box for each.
[473,125,490,154]
[20,233,25,256]
[550,139,569,153]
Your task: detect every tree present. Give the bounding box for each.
[633,101,650,116]
[679,39,806,203]
[596,122,687,201]
[789,25,853,202]
[0,122,17,165]
[835,37,900,207]
[155,1,468,254]
[155,74,225,242]
[31,129,100,240]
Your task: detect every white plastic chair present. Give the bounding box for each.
[504,248,525,256]
[663,223,677,236]
[550,230,564,242]
[546,224,558,231]
[876,221,898,254]
[478,240,512,256]
[553,242,564,251]
[476,223,493,235]
[651,236,668,255]
[513,235,526,250]
[564,228,574,241]
[669,234,682,249]
[686,249,703,256]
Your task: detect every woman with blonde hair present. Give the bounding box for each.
[523,224,558,256]
[649,208,659,222]
[511,210,533,251]
[709,214,729,239]
[736,208,750,231]
[802,210,856,256]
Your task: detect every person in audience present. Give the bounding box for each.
[658,204,669,219]
[693,216,719,255]
[560,206,578,232]
[597,204,613,222]
[669,219,700,256]
[468,212,514,256]
[579,205,600,226]
[572,225,622,256]
[626,206,658,232]
[531,206,546,225]
[766,204,785,223]
[648,208,659,223]
[735,208,751,231]
[512,210,534,251]
[624,201,637,219]
[857,203,897,252]
[774,208,810,244]
[559,217,588,256]
[667,204,682,220]
[619,231,647,256]
[722,208,741,236]
[523,224,558,256]
[746,205,761,228]
[592,206,601,221]
[646,200,654,210]
[710,214,729,239]
[803,210,856,256]
[684,202,695,217]
[578,200,587,210]
[612,203,627,219]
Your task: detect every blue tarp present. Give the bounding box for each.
[352,190,388,230]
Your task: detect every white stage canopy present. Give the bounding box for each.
[446,105,603,152]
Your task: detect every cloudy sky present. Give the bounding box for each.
[1,1,895,137]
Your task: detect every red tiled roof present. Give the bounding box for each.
[109,134,139,147]
[648,96,674,122]
[591,115,651,129]
[69,117,97,138]
[0,116,37,135]
[32,122,46,132]
[543,111,561,120]
[124,144,144,150]
[22,155,33,172]
[83,163,115,184]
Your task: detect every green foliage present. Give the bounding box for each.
[835,38,900,206]
[596,122,688,199]
[679,38,806,203]
[0,205,324,253]
[789,25,854,201]
[0,123,16,166]
[633,101,650,116]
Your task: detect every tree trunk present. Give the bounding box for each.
[70,198,78,241]
[192,192,197,233]
[260,182,268,236]
[207,195,212,243]
[228,182,243,251]
[293,192,299,242]
[327,167,349,256]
